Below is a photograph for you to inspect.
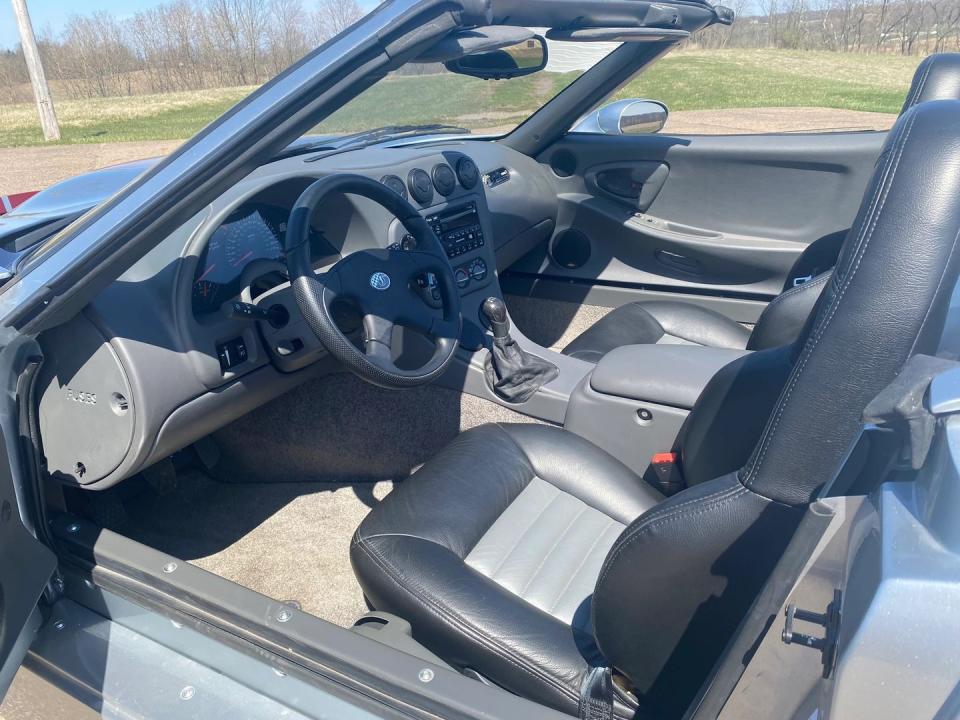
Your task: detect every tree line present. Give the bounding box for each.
[693,0,960,54]
[0,0,364,102]
[3,0,959,105]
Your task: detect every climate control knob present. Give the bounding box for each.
[454,268,470,289]
[469,259,488,281]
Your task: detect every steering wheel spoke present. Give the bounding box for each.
[363,314,395,364]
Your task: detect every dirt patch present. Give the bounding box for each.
[0,107,897,195]
[0,139,183,194]
[665,106,897,135]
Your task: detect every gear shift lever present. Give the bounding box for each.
[482,297,558,404]
[482,297,511,340]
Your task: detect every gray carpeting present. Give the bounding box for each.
[210,372,546,483]
[504,294,611,351]
[105,375,546,628]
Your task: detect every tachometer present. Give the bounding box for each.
[223,209,284,268]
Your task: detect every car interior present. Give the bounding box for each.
[22,12,960,717]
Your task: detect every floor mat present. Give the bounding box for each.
[115,472,394,628]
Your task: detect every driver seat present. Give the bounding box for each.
[351,101,960,718]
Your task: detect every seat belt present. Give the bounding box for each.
[579,666,614,720]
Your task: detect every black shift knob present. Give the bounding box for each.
[482,297,511,339]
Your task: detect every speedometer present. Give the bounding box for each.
[223,210,284,269]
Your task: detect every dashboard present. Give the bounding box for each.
[36,139,561,490]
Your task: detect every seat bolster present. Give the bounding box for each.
[747,271,832,351]
[592,473,804,717]
[351,532,605,717]
[357,424,534,558]
[562,303,665,362]
[497,424,663,524]
[562,301,750,363]
[643,301,751,349]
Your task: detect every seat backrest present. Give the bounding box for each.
[592,99,960,718]
[747,51,960,353]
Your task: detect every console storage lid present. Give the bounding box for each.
[589,344,749,409]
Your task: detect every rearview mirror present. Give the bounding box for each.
[445,36,548,80]
[573,99,669,135]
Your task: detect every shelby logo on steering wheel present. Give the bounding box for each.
[369,272,391,291]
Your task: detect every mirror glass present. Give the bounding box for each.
[619,100,669,134]
[446,37,548,80]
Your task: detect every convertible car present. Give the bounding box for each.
[2,1,960,718]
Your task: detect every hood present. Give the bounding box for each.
[0,135,342,278]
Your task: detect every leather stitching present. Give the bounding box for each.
[597,484,748,589]
[742,108,918,490]
[353,534,581,703]
[905,57,933,112]
[766,271,832,310]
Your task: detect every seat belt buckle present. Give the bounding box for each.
[651,452,685,496]
[793,275,814,287]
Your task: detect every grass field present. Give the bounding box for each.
[0,49,920,147]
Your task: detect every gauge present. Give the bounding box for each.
[223,209,283,269]
[380,175,408,200]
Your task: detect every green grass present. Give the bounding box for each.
[619,49,917,113]
[0,49,918,148]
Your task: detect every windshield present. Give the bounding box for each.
[309,35,621,140]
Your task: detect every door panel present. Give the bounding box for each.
[508,131,884,313]
[0,332,56,701]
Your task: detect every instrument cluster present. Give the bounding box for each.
[191,202,336,316]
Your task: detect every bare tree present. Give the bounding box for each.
[312,0,364,43]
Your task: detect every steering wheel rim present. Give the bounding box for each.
[285,174,462,388]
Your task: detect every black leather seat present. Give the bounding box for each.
[561,52,960,363]
[352,101,960,718]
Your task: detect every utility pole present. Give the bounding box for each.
[10,0,60,141]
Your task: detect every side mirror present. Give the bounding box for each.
[445,36,548,80]
[573,99,669,135]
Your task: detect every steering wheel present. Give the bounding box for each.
[285,174,462,388]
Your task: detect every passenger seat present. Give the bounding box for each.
[561,52,960,363]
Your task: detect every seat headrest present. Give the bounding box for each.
[902,53,960,114]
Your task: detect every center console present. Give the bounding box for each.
[564,344,749,478]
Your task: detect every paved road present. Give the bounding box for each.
[0,108,896,195]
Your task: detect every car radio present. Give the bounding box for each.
[426,202,485,259]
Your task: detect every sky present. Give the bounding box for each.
[0,0,382,50]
